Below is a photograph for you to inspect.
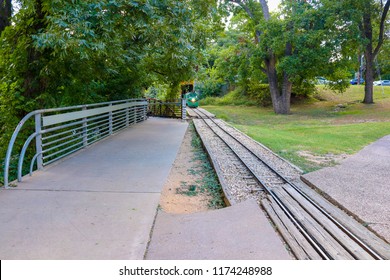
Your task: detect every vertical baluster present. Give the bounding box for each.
[109,103,113,135]
[82,105,88,147]
[35,113,43,170]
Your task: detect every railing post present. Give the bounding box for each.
[181,98,187,121]
[109,102,113,135]
[82,105,88,147]
[126,101,129,127]
[134,103,138,124]
[35,113,43,170]
[143,101,147,120]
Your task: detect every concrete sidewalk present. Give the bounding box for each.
[0,117,188,259]
[146,199,292,260]
[303,135,390,243]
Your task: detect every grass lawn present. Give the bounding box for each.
[202,85,390,173]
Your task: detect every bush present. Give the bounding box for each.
[247,83,272,106]
[201,81,317,107]
[201,83,272,107]
[292,81,316,97]
[200,88,258,106]
[196,80,226,98]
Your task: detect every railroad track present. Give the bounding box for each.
[191,107,390,260]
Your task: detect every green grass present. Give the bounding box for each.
[203,85,390,172]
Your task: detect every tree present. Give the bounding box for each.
[197,27,268,98]
[360,0,390,103]
[223,0,351,114]
[329,0,390,103]
[222,0,290,114]
[0,0,12,33]
[0,0,219,156]
[141,0,221,100]
[376,39,390,78]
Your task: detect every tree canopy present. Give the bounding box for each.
[0,0,219,156]
[1,0,390,121]
[196,0,390,113]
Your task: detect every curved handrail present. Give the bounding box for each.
[17,132,39,182]
[3,110,42,188]
[30,153,41,176]
[3,98,148,188]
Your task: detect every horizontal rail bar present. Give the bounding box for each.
[43,135,84,154]
[43,130,84,147]
[42,141,84,160]
[43,101,147,126]
[43,146,84,166]
[4,98,148,187]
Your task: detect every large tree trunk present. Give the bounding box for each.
[266,56,291,114]
[232,0,293,114]
[364,50,374,104]
[0,0,12,33]
[360,0,390,104]
[362,2,374,104]
[261,0,291,114]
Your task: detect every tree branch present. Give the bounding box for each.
[374,0,390,57]
[152,69,167,77]
[260,66,267,74]
[0,0,12,33]
[228,0,257,22]
[258,0,270,20]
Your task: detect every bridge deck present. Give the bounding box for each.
[0,117,188,259]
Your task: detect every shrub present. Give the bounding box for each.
[247,83,272,106]
[200,88,258,106]
[196,80,226,98]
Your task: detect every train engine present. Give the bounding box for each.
[185,91,199,108]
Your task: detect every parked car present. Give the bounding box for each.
[373,80,390,86]
[316,77,329,85]
[350,78,364,85]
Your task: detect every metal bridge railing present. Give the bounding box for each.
[3,98,148,188]
[147,98,186,120]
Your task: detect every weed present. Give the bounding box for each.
[179,123,225,209]
[176,184,198,196]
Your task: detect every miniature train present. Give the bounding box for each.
[185,91,199,108]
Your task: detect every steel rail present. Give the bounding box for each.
[192,108,332,260]
[204,110,384,259]
[193,108,385,260]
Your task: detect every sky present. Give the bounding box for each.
[268,0,282,12]
[10,1,283,14]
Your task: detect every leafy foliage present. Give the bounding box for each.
[197,0,357,113]
[0,0,220,181]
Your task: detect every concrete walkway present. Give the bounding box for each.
[146,199,292,260]
[303,135,390,243]
[0,117,188,259]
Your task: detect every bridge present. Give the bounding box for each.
[0,99,188,259]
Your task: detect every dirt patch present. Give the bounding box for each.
[159,123,223,214]
[297,150,349,166]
